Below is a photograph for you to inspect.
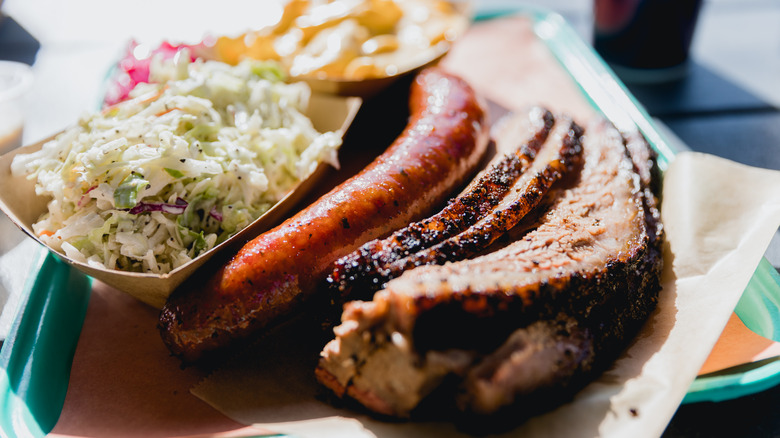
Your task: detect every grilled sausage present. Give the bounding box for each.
[158,68,490,362]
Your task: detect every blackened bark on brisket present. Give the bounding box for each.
[316,115,664,424]
[329,108,582,298]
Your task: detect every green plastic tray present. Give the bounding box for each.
[2,5,779,436]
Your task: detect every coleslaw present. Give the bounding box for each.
[11,54,342,274]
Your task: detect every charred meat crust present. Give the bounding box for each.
[158,68,490,363]
[315,116,664,420]
[329,107,555,296]
[330,109,583,298]
[378,118,583,291]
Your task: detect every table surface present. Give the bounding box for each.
[1,0,778,437]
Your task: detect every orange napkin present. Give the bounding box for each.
[699,312,780,375]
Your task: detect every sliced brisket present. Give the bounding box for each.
[316,115,663,420]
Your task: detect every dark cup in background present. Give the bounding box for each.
[593,0,703,83]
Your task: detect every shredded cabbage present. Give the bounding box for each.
[12,55,342,273]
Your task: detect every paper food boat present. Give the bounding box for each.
[0,93,361,308]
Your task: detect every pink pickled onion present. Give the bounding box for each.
[208,205,223,222]
[103,41,211,106]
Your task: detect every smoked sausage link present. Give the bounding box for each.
[158,68,490,362]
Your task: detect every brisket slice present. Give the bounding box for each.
[329,108,581,298]
[315,116,663,420]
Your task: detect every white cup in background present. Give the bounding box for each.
[0,60,33,155]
